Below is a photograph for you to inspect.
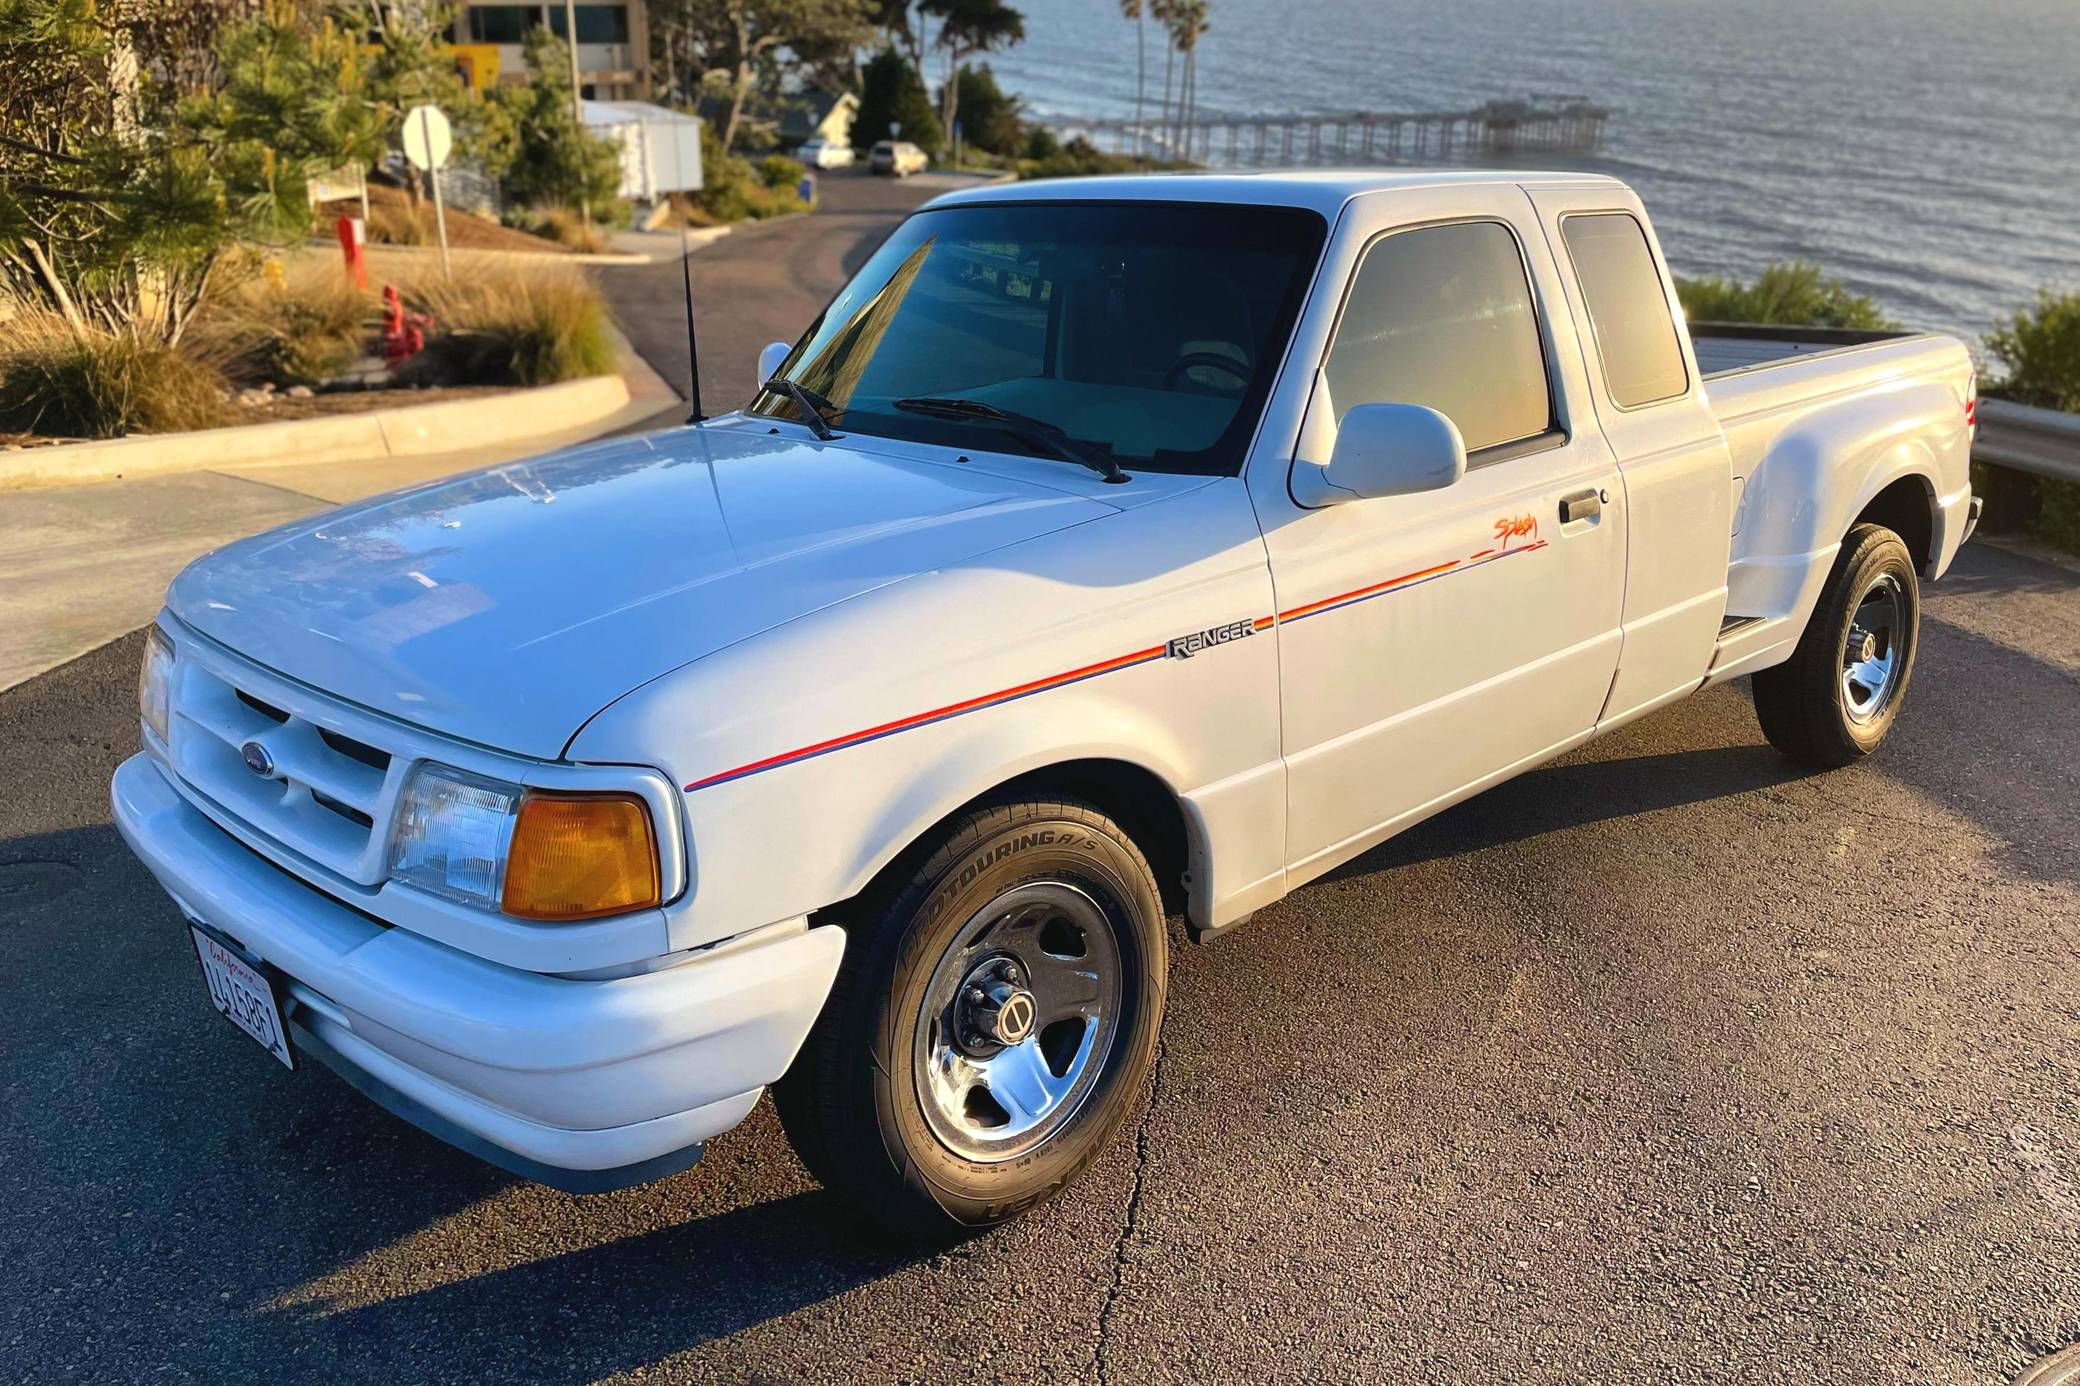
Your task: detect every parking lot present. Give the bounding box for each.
[4,173,2079,1383]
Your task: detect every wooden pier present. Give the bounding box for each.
[1039,95,1611,168]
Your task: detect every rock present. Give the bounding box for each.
[285,385,314,399]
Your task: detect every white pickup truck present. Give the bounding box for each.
[114,171,1979,1237]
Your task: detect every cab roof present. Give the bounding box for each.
[922,169,1627,219]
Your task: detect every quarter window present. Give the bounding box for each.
[1561,213,1689,408]
[1323,221,1553,455]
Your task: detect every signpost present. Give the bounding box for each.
[401,104,453,277]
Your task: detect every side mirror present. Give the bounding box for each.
[1292,403,1467,507]
[756,340,791,384]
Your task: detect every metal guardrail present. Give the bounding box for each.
[1976,398,2080,485]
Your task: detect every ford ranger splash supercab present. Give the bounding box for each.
[114,172,1979,1237]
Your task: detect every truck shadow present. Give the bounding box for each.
[1318,596,2076,895]
[1321,738,1813,883]
[259,1182,920,1382]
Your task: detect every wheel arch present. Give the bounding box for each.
[825,753,1205,928]
[1853,472,1937,573]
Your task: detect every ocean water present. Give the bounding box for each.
[981,0,2080,344]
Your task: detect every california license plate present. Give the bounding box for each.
[189,924,294,1069]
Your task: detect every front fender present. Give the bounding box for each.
[570,480,1283,951]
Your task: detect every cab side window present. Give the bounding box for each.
[1560,213,1689,408]
[1322,221,1553,455]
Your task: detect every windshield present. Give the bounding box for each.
[752,201,1326,477]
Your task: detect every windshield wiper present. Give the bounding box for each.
[892,397,1128,484]
[760,377,839,441]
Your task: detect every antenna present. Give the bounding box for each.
[682,230,704,424]
[671,109,705,425]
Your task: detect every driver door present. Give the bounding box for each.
[1260,186,1627,882]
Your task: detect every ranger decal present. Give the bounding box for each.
[1166,618,1258,660]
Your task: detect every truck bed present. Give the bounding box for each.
[1689,322,1917,379]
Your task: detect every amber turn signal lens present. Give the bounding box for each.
[501,793,660,921]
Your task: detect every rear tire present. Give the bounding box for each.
[1751,522,1920,767]
[773,796,1168,1240]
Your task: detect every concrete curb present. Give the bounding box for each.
[0,372,633,494]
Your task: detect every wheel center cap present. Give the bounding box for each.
[958,958,1037,1050]
[989,987,1037,1044]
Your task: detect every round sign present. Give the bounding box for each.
[402,104,452,172]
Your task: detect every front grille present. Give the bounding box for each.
[168,658,404,885]
[236,689,291,723]
[319,726,390,772]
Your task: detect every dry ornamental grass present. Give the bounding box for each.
[394,260,616,387]
[0,317,236,440]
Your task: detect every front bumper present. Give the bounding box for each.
[112,754,845,1192]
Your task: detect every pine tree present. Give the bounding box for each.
[0,0,385,344]
[491,27,624,217]
[853,44,941,153]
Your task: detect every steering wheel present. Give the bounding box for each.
[1162,351,1251,393]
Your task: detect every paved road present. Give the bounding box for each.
[5,176,2080,1384]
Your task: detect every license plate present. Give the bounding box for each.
[189,924,294,1069]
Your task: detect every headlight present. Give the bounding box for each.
[138,627,174,744]
[389,765,520,908]
[388,763,660,921]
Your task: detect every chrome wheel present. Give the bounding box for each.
[913,881,1123,1163]
[1840,572,1906,724]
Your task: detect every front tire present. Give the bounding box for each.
[1751,522,1921,767]
[773,797,1168,1239]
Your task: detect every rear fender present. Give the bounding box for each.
[1727,380,1950,625]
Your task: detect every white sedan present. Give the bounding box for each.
[796,138,854,169]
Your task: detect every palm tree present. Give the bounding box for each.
[1152,0,1178,156]
[1173,0,1208,161]
[1120,0,1147,158]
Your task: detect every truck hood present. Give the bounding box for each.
[168,425,1116,758]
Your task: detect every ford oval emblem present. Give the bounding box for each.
[240,741,276,777]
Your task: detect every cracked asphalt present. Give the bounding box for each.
[4,172,2079,1383]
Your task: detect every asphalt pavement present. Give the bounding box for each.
[4,169,2079,1384]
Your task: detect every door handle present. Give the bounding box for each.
[1559,487,1606,524]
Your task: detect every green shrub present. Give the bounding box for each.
[192,260,371,387]
[2037,480,2080,552]
[692,119,808,222]
[757,154,807,191]
[1674,262,1899,331]
[1015,135,1185,180]
[0,320,235,439]
[1984,289,2080,413]
[399,262,616,386]
[1982,289,2080,554]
